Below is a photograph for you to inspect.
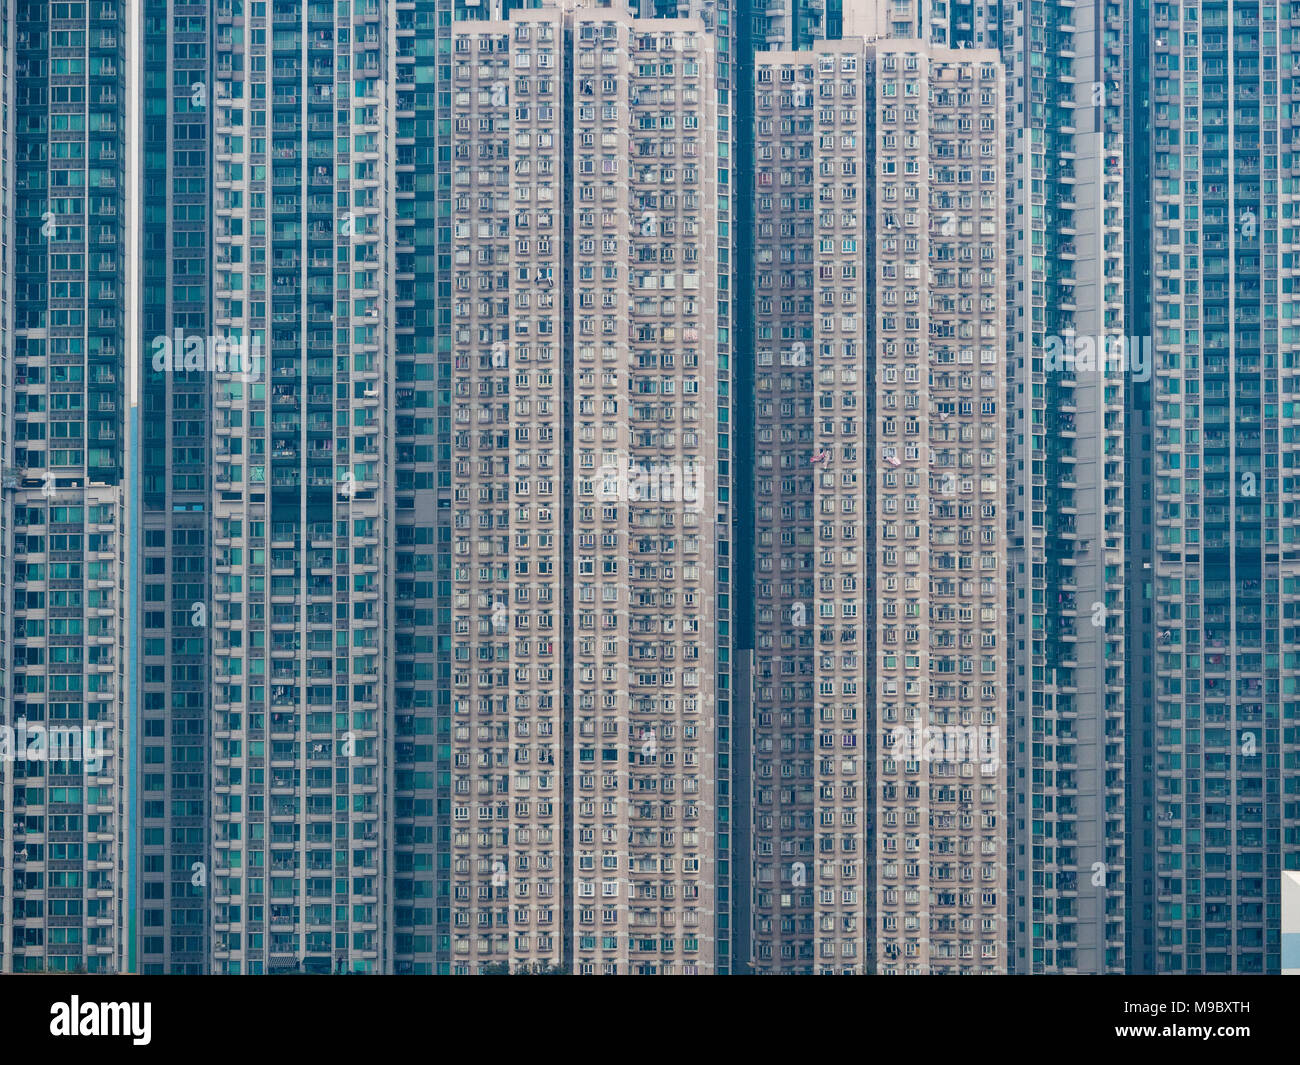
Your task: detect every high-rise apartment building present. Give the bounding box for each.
[0,0,129,973]
[910,0,1130,974]
[0,0,16,973]
[867,38,1007,974]
[439,0,727,975]
[201,0,394,975]
[748,35,1007,973]
[1124,0,1156,976]
[741,0,1127,974]
[137,0,213,976]
[389,0,442,980]
[999,0,1129,977]
[400,0,738,976]
[1128,0,1300,974]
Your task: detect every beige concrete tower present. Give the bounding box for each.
[571,9,720,976]
[445,4,568,972]
[869,40,1007,973]
[446,0,724,975]
[750,48,820,969]
[751,36,1006,973]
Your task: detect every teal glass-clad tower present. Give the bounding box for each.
[1,0,130,973]
[1126,0,1300,974]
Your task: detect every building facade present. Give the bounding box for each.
[741,0,1128,974]
[441,0,727,975]
[749,36,1007,973]
[908,0,1130,975]
[136,0,213,976]
[201,0,395,974]
[1128,0,1300,974]
[1,0,130,974]
[999,0,1129,977]
[4,0,1297,979]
